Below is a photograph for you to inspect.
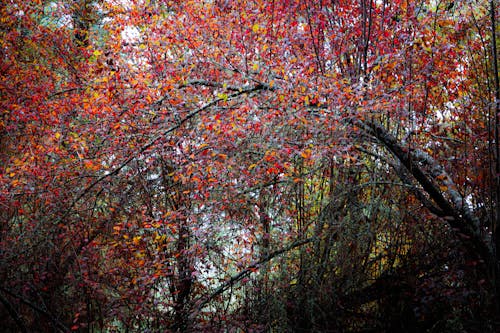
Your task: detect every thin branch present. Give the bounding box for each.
[356,145,445,216]
[47,87,82,99]
[0,291,28,333]
[178,79,260,92]
[192,237,314,315]
[0,287,69,333]
[63,84,268,218]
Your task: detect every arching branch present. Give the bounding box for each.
[361,119,493,268]
[191,237,314,316]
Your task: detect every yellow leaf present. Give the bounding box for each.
[217,92,228,102]
[300,149,312,159]
[132,236,141,245]
[55,132,61,139]
[252,23,259,33]
[252,63,259,71]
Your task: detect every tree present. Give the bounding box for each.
[0,0,499,331]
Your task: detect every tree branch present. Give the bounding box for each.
[191,237,314,315]
[356,145,445,216]
[0,291,28,333]
[64,83,268,217]
[0,287,69,333]
[362,120,493,267]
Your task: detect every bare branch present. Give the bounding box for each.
[0,287,69,333]
[191,237,314,316]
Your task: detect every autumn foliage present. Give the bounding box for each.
[1,0,500,332]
